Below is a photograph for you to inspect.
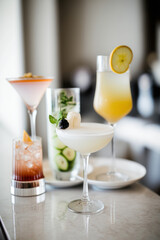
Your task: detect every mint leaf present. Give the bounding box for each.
[48,91,77,126]
[49,115,57,125]
[57,111,63,121]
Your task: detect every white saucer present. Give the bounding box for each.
[43,160,83,188]
[87,157,146,189]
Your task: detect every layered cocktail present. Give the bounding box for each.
[13,137,44,181]
[94,70,132,123]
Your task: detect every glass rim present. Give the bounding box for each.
[97,55,109,58]
[97,55,130,73]
[13,136,42,142]
[6,77,54,81]
[46,87,80,93]
[56,123,114,137]
[47,87,80,90]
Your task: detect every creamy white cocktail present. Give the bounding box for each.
[56,122,114,214]
[56,123,113,154]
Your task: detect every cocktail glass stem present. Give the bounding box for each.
[110,124,116,174]
[28,109,37,139]
[81,154,90,202]
[68,152,104,214]
[106,123,128,181]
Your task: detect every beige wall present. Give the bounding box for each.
[0,0,147,157]
[23,0,60,156]
[0,0,60,158]
[0,0,26,136]
[59,0,146,80]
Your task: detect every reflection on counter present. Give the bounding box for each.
[12,194,45,240]
[110,199,116,225]
[93,116,160,195]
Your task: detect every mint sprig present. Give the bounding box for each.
[49,115,58,125]
[49,91,76,126]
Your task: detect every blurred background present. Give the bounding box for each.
[1,0,160,193]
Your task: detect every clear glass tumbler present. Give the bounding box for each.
[11,137,45,196]
[46,88,80,180]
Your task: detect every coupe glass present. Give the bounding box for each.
[56,122,114,214]
[93,56,132,181]
[7,76,53,139]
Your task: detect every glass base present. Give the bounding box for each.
[96,171,129,182]
[54,169,78,181]
[68,199,104,214]
[11,178,45,196]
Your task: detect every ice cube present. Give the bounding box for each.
[23,143,28,150]
[26,161,33,168]
[28,144,38,153]
[35,152,40,159]
[24,155,31,161]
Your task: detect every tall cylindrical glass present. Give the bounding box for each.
[46,88,80,180]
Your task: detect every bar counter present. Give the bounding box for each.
[0,156,160,240]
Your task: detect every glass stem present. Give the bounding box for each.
[81,154,90,202]
[110,124,115,173]
[28,109,37,140]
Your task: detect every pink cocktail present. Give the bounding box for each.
[9,77,52,110]
[7,75,53,139]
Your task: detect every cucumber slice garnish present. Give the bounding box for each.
[55,154,69,171]
[53,137,66,149]
[68,159,76,171]
[62,147,76,161]
[53,149,61,157]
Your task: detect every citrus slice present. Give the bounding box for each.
[109,45,133,74]
[23,130,33,143]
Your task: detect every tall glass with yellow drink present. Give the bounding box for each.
[94,59,132,124]
[93,53,133,181]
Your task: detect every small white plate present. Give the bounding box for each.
[87,158,146,189]
[43,160,83,188]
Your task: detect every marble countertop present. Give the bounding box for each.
[1,183,160,240]
[0,126,160,240]
[1,166,160,239]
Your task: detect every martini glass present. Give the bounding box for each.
[56,122,114,214]
[93,55,132,181]
[7,76,53,139]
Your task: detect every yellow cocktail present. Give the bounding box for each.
[94,70,132,124]
[93,48,133,181]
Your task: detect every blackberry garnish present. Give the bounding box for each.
[59,119,69,129]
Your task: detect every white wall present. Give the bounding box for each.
[0,0,26,136]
